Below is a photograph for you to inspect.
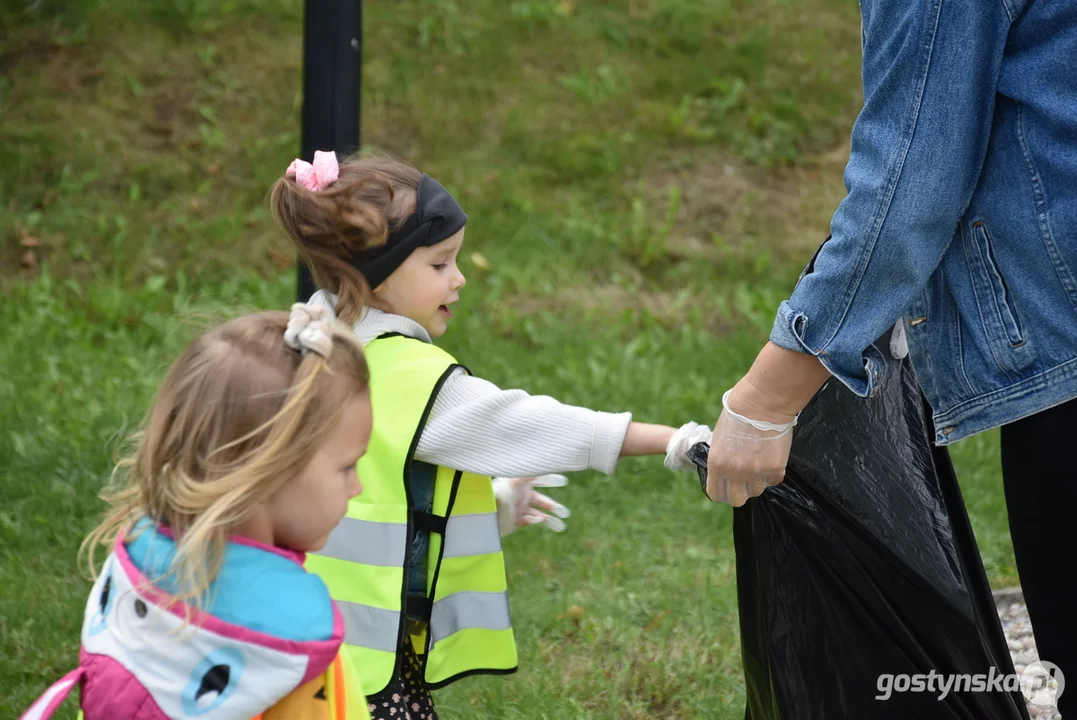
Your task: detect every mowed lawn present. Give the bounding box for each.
[0,1,1017,717]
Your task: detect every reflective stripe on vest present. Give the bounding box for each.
[429,590,512,647]
[337,589,512,652]
[336,601,400,652]
[307,334,517,695]
[443,514,501,558]
[318,513,500,568]
[317,518,407,567]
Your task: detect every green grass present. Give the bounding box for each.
[0,0,1017,717]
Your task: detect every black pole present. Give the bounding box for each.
[297,0,362,301]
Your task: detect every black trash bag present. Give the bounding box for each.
[688,337,1030,720]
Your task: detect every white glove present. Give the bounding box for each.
[706,390,796,506]
[664,421,714,471]
[492,474,571,536]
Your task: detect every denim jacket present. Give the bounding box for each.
[770,0,1077,444]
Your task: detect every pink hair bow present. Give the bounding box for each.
[286,150,339,192]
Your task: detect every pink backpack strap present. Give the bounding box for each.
[19,668,84,720]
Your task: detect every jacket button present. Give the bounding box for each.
[909,316,927,327]
[942,426,955,436]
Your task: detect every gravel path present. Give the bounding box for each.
[996,589,1063,720]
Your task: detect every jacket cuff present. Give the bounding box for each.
[769,300,883,399]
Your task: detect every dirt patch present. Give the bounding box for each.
[637,142,852,264]
[502,142,852,326]
[508,284,670,315]
[0,17,307,284]
[500,283,733,335]
[0,31,64,75]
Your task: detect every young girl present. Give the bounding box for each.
[272,151,710,720]
[21,306,375,720]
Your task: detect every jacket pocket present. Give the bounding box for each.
[972,221,1025,348]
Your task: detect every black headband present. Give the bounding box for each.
[352,174,468,289]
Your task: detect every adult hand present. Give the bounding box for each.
[492,474,571,536]
[705,387,795,506]
[706,343,831,506]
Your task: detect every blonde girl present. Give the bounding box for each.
[271,151,709,720]
[21,306,375,720]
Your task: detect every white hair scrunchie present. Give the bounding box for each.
[284,302,335,358]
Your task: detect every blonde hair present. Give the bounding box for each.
[81,310,370,614]
[270,154,422,324]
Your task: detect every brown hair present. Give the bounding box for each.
[81,311,370,614]
[271,154,422,323]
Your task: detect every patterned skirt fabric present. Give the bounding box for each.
[367,633,438,720]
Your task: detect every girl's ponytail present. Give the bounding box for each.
[270,154,422,324]
[271,176,383,324]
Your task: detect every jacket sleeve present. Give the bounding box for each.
[770,0,1015,396]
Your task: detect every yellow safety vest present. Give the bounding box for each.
[306,334,517,696]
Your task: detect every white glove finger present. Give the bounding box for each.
[521,509,567,533]
[536,514,568,533]
[543,516,567,532]
[528,491,571,519]
[705,473,728,504]
[726,481,751,508]
[531,473,568,489]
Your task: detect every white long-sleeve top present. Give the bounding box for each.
[311,293,632,478]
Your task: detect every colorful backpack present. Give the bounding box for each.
[21,531,369,719]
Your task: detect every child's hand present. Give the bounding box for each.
[664,422,714,472]
[492,475,571,536]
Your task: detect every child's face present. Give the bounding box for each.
[373,229,467,338]
[267,391,372,552]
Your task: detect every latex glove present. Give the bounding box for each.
[706,390,795,507]
[492,474,571,536]
[664,421,714,471]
